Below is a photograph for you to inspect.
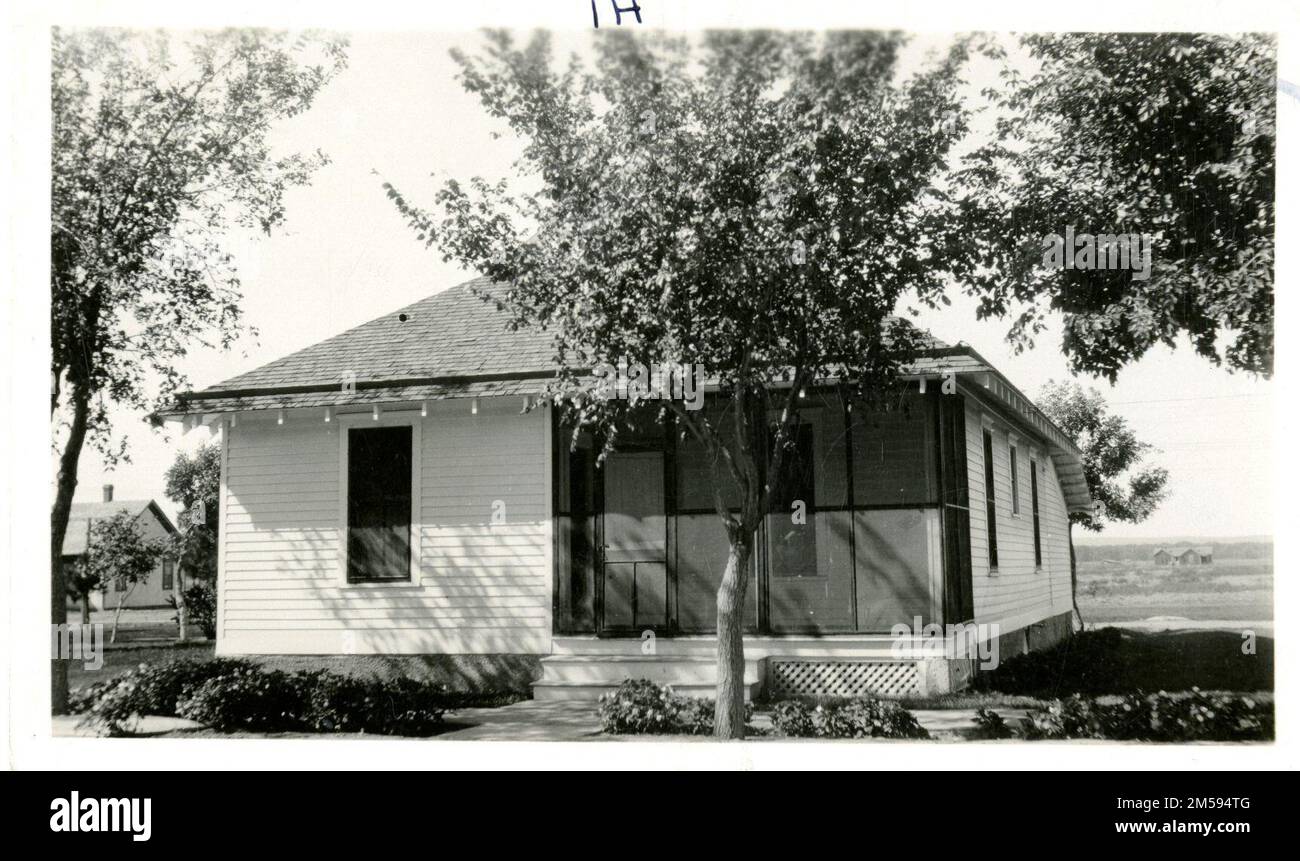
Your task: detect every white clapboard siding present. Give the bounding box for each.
[965,396,1074,631]
[217,397,552,656]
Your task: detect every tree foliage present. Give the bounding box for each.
[164,441,222,583]
[50,26,346,710]
[387,29,978,736]
[52,27,347,450]
[1037,380,1168,531]
[82,511,165,600]
[957,33,1275,380]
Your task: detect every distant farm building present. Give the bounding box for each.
[1154,545,1213,565]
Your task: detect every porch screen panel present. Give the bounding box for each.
[851,395,937,505]
[854,509,934,631]
[674,514,758,632]
[555,427,597,632]
[675,402,743,512]
[675,398,756,632]
[347,426,412,583]
[768,405,854,632]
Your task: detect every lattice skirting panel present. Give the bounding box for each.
[767,660,922,699]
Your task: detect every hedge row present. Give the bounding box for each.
[71,658,454,736]
[974,690,1273,742]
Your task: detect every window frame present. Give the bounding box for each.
[1030,454,1043,569]
[1008,438,1021,517]
[981,422,999,573]
[161,557,174,591]
[337,411,423,587]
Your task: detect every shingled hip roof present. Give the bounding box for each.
[173,276,967,409]
[161,274,1092,513]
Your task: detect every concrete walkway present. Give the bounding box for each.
[52,714,206,737]
[54,702,1026,741]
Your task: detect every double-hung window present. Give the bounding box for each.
[342,419,420,584]
[1009,444,1021,515]
[982,428,998,571]
[1030,457,1042,568]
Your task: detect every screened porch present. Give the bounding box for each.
[552,387,975,637]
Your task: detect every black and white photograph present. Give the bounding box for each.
[4,0,1299,797]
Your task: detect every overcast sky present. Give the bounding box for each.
[68,30,1275,541]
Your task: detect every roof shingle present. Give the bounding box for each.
[211,277,554,392]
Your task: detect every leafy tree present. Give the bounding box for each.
[165,442,221,583]
[387,30,977,737]
[163,441,222,639]
[65,557,100,625]
[1037,380,1169,620]
[50,28,346,711]
[82,511,166,644]
[957,33,1274,380]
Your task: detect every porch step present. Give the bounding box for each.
[532,654,762,702]
[550,635,904,659]
[532,679,762,703]
[539,655,762,685]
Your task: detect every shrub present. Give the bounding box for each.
[74,658,454,736]
[769,697,929,740]
[597,679,753,735]
[1022,690,1273,742]
[972,707,1016,740]
[973,628,1128,697]
[813,698,930,739]
[74,658,259,734]
[168,582,217,639]
[770,700,816,737]
[176,666,317,732]
[974,627,1273,696]
[306,674,449,736]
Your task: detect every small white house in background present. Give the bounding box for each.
[62,484,179,611]
[161,276,1093,699]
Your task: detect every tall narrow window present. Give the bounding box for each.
[347,426,413,583]
[162,557,174,590]
[1030,458,1042,568]
[1009,445,1020,515]
[982,428,998,570]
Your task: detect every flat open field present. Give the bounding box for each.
[1076,557,1272,623]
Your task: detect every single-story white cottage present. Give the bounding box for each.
[162,277,1092,699]
[63,485,179,611]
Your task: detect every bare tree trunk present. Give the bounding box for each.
[111,584,135,645]
[177,566,188,642]
[714,527,753,739]
[80,591,91,625]
[50,385,91,714]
